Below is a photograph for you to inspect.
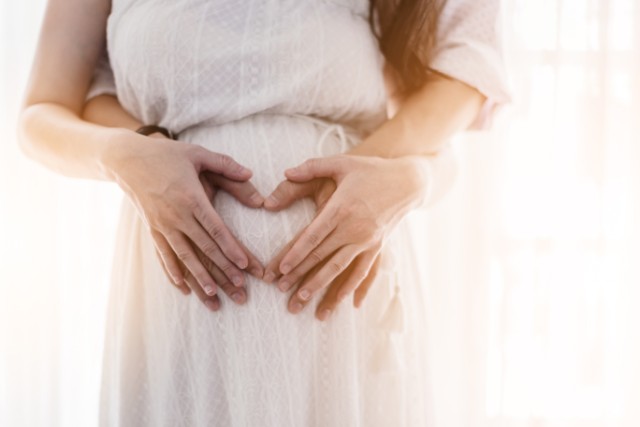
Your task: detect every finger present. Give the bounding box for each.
[199,175,263,279]
[276,231,341,293]
[184,271,221,312]
[263,180,316,211]
[191,194,249,269]
[166,232,218,296]
[353,253,381,308]
[154,247,190,295]
[196,149,252,181]
[151,229,187,287]
[237,239,264,279]
[316,250,378,319]
[312,179,337,211]
[199,173,217,202]
[262,223,303,283]
[194,248,247,305]
[285,256,327,314]
[207,173,264,208]
[278,203,341,275]
[187,223,246,287]
[314,263,353,321]
[288,245,360,314]
[217,276,248,305]
[334,249,378,302]
[284,156,346,182]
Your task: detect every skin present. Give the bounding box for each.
[82,95,264,309]
[262,63,486,320]
[19,0,486,319]
[18,0,265,311]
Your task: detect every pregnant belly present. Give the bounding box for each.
[179,113,361,265]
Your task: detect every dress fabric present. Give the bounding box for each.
[95,1,509,426]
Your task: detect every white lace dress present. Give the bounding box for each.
[90,1,510,425]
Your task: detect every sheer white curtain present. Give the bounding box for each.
[2,0,640,426]
[0,2,120,426]
[421,0,640,426]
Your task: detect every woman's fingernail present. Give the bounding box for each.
[204,284,216,296]
[232,275,243,287]
[205,300,219,312]
[281,263,292,275]
[235,258,249,269]
[263,271,276,283]
[231,292,244,304]
[298,289,310,301]
[278,281,289,292]
[318,309,331,321]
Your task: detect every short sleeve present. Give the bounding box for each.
[85,47,117,102]
[430,0,512,130]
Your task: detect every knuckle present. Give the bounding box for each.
[175,249,192,262]
[219,261,235,275]
[199,241,218,258]
[185,195,201,212]
[199,254,214,272]
[308,250,324,264]
[306,232,322,247]
[329,261,345,275]
[206,222,226,241]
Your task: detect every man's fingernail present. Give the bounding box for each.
[265,196,278,208]
[291,301,303,313]
[318,309,331,321]
[236,258,249,269]
[204,284,216,296]
[298,289,310,301]
[205,300,219,312]
[263,271,276,283]
[231,292,244,304]
[250,193,264,205]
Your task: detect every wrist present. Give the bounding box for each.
[99,128,150,183]
[400,155,433,210]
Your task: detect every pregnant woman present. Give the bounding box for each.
[19,0,509,425]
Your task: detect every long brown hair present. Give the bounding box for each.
[369,0,442,96]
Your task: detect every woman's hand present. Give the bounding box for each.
[104,130,264,298]
[163,169,264,310]
[262,154,430,319]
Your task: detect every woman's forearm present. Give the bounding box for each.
[18,102,132,182]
